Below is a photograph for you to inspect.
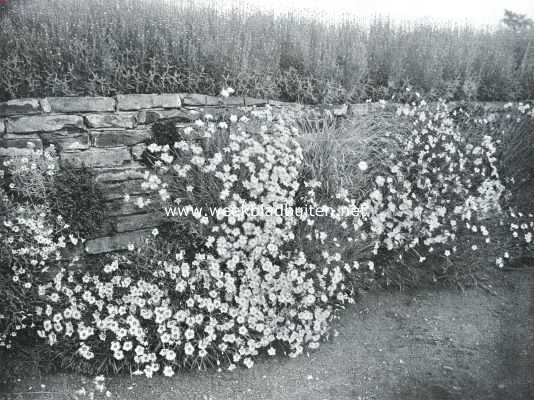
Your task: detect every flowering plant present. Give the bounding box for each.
[0,146,74,350]
[2,92,534,381]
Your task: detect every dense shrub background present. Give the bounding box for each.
[0,0,533,103]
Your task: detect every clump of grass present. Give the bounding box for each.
[0,0,532,102]
[298,108,406,204]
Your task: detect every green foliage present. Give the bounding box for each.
[47,163,106,238]
[0,1,533,103]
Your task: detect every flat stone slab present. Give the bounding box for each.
[41,131,90,151]
[137,109,196,124]
[113,211,164,232]
[61,147,131,168]
[91,128,151,147]
[46,97,115,113]
[181,93,222,107]
[117,94,182,111]
[85,229,153,254]
[244,97,268,106]
[85,113,137,129]
[6,114,84,134]
[104,194,160,217]
[95,166,147,183]
[0,147,36,158]
[98,179,151,200]
[1,134,42,149]
[0,99,41,117]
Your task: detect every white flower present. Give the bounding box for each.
[163,366,175,377]
[375,176,385,187]
[220,87,234,98]
[184,342,194,355]
[358,161,368,171]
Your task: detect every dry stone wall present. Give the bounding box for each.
[0,94,284,255]
[0,94,507,256]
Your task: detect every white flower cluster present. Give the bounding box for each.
[3,94,534,380]
[353,100,534,267]
[2,144,57,202]
[0,147,73,349]
[36,110,355,377]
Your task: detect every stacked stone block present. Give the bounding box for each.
[0,94,272,255]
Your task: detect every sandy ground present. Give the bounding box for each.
[2,268,533,400]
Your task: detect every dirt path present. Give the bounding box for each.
[3,268,533,400]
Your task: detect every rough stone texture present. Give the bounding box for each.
[95,166,147,183]
[114,212,164,232]
[181,93,222,107]
[91,219,115,238]
[85,229,152,254]
[137,109,196,124]
[61,147,131,168]
[268,99,295,107]
[223,97,246,107]
[0,93,283,257]
[85,113,137,129]
[6,115,84,134]
[41,131,90,151]
[117,94,181,111]
[1,134,43,149]
[91,128,151,147]
[99,179,151,200]
[104,195,159,217]
[0,99,41,117]
[0,147,36,158]
[46,97,115,113]
[244,97,268,107]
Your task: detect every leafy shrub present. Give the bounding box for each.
[47,163,106,238]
